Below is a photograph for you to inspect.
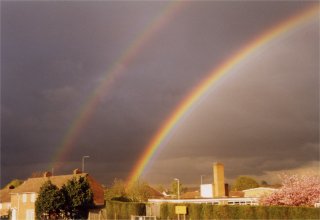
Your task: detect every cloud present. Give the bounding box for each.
[252,161,320,184]
[43,86,78,104]
[143,18,319,185]
[1,1,318,186]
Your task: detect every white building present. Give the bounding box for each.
[242,187,278,198]
[200,184,213,198]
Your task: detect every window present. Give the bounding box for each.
[26,209,34,220]
[22,194,27,203]
[31,193,36,202]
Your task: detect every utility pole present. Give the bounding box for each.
[174,178,180,200]
[82,156,90,172]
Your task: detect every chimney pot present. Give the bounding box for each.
[43,171,52,177]
[73,168,82,174]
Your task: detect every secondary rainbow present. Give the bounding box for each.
[127,4,319,185]
[51,2,185,171]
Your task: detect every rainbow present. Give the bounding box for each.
[51,1,185,171]
[127,4,319,185]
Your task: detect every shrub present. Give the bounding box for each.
[211,205,220,219]
[160,203,168,219]
[158,203,319,219]
[188,203,201,220]
[238,206,256,219]
[105,201,146,219]
[167,203,177,219]
[227,205,241,219]
[268,206,288,219]
[287,206,320,219]
[255,205,269,219]
[201,203,213,219]
[216,205,231,219]
[119,203,128,219]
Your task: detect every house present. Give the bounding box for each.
[242,187,278,198]
[181,190,200,199]
[145,185,165,199]
[0,186,15,218]
[10,169,104,220]
[229,190,245,198]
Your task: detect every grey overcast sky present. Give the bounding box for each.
[1,1,319,187]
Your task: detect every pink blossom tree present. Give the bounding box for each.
[260,174,320,207]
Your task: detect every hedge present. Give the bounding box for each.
[160,204,320,219]
[105,201,145,219]
[104,201,319,219]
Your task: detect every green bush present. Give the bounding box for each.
[268,206,288,219]
[227,206,241,219]
[211,205,220,219]
[119,203,128,219]
[188,203,201,220]
[167,203,177,219]
[159,203,168,219]
[255,205,269,219]
[159,203,320,219]
[201,203,213,219]
[216,205,231,219]
[238,206,256,219]
[105,201,145,219]
[287,206,320,219]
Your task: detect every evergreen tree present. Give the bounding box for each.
[35,180,65,219]
[61,176,94,219]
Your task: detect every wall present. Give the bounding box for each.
[243,188,277,198]
[200,184,213,198]
[10,193,37,220]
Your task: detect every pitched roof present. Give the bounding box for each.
[181,190,200,199]
[229,191,245,198]
[145,186,164,199]
[242,187,278,192]
[10,173,104,206]
[86,175,105,206]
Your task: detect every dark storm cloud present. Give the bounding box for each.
[1,1,318,186]
[149,20,319,185]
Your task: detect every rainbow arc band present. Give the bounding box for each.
[126,4,319,186]
[50,2,185,171]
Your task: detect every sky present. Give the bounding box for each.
[1,1,319,187]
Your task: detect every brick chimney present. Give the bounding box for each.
[213,162,226,197]
[73,168,82,174]
[43,171,52,177]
